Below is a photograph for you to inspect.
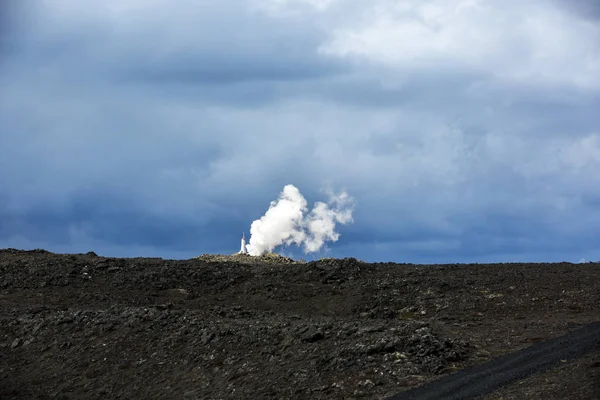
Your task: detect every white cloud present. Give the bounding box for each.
[318,0,600,89]
[560,133,600,171]
[253,0,338,14]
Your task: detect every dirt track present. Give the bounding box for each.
[389,321,600,399]
[1,249,599,399]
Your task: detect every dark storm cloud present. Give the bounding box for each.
[0,0,598,262]
[552,0,600,20]
[0,191,252,255]
[125,58,343,85]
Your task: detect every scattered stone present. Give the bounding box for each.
[302,330,324,343]
[164,288,189,297]
[201,332,215,345]
[11,338,21,349]
[57,317,74,325]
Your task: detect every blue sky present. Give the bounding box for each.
[1,0,599,263]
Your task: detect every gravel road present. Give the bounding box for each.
[389,321,600,399]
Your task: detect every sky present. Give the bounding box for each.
[0,0,599,263]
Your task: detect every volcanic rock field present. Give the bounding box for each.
[1,249,599,399]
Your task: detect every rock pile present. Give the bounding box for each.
[197,251,300,265]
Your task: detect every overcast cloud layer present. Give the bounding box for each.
[1,0,599,262]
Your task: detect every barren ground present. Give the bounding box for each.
[1,249,598,399]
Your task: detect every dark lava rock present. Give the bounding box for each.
[0,249,598,400]
[302,330,325,343]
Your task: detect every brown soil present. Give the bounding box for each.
[1,249,598,399]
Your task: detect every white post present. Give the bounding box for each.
[240,233,247,254]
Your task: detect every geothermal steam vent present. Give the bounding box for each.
[242,185,354,256]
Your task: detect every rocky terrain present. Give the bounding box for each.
[197,252,299,265]
[1,249,598,399]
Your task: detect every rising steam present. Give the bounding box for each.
[246,185,354,256]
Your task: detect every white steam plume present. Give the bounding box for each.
[246,185,354,256]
